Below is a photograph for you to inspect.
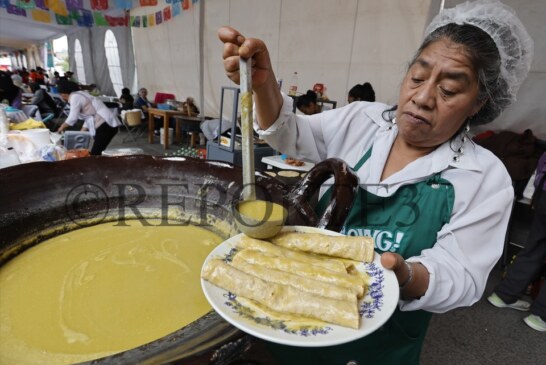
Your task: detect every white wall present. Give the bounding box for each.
[131,0,545,138]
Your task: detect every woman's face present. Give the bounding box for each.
[396,38,484,149]
[139,89,148,98]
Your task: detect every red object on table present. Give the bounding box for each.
[154,92,176,105]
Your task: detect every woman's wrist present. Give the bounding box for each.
[399,260,414,290]
[400,261,429,300]
[254,72,283,129]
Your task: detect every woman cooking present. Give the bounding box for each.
[218,0,534,364]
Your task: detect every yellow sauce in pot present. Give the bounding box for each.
[0,221,223,365]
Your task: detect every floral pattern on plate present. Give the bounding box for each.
[220,259,386,336]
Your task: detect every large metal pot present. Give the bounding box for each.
[0,156,358,365]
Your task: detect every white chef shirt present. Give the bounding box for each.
[255,93,513,313]
[65,91,121,136]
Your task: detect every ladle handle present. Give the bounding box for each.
[239,57,256,201]
[288,158,359,232]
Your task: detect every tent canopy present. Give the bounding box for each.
[0,10,77,53]
[1,0,544,139]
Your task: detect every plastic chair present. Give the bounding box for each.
[41,114,55,123]
[122,110,145,143]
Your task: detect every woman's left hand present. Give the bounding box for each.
[381,252,430,299]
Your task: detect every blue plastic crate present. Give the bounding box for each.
[157,103,171,110]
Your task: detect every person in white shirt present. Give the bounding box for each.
[56,81,121,155]
[218,0,534,364]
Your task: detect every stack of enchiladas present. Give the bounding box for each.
[201,232,374,329]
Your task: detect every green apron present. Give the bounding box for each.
[268,147,454,365]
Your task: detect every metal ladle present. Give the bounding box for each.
[236,57,286,238]
[239,57,256,201]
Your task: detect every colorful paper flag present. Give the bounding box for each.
[31,8,51,22]
[17,0,35,9]
[49,0,68,16]
[0,0,10,8]
[66,0,83,11]
[142,15,147,28]
[155,11,162,25]
[72,9,93,27]
[172,2,180,16]
[105,14,127,26]
[91,0,108,10]
[148,13,155,26]
[113,0,131,9]
[163,7,171,21]
[55,13,72,25]
[7,4,27,15]
[182,0,189,10]
[140,0,157,6]
[93,11,109,26]
[131,15,141,27]
[34,0,48,10]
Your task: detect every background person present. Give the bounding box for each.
[181,96,200,116]
[135,87,163,135]
[218,0,534,363]
[48,71,60,93]
[29,83,59,121]
[64,71,78,83]
[295,90,322,115]
[134,87,154,115]
[119,87,135,111]
[0,71,20,106]
[9,74,30,109]
[56,81,121,155]
[488,152,546,332]
[347,81,376,103]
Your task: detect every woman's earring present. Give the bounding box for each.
[453,121,470,162]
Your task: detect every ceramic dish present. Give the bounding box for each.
[201,226,399,347]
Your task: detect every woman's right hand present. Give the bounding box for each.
[218,26,273,90]
[218,26,283,129]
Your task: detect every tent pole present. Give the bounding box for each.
[199,0,205,123]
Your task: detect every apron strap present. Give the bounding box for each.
[354,146,373,171]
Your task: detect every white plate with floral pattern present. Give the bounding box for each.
[201,226,399,347]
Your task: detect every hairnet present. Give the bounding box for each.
[425,0,534,104]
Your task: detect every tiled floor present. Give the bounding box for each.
[107,126,203,156]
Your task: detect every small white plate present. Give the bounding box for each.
[201,226,399,347]
[261,155,315,172]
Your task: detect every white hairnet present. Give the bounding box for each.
[425,0,534,105]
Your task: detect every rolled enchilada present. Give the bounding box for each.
[235,236,348,273]
[230,257,357,302]
[271,232,374,262]
[202,259,360,329]
[233,249,365,297]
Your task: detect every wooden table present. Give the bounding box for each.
[147,108,189,149]
[172,115,216,148]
